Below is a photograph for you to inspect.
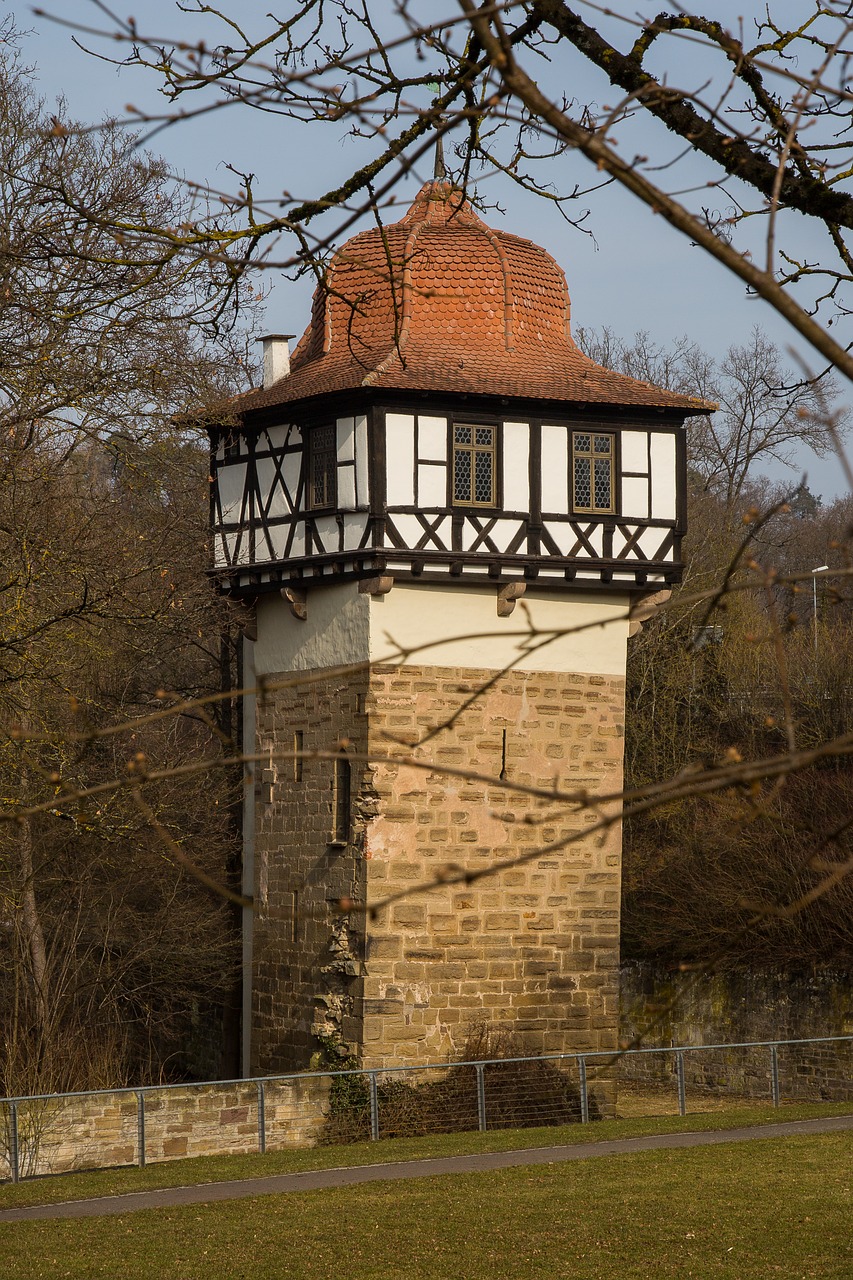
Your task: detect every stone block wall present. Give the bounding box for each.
[250,659,625,1074]
[1,1076,330,1180]
[252,670,369,1074]
[360,664,625,1069]
[619,963,853,1102]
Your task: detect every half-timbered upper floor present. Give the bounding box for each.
[211,393,688,596]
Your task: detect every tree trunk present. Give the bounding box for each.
[18,763,49,1037]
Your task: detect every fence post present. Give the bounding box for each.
[475,1063,487,1132]
[257,1081,267,1154]
[136,1090,146,1168]
[9,1102,19,1184]
[675,1051,687,1117]
[578,1057,589,1124]
[368,1072,379,1142]
[770,1045,780,1108]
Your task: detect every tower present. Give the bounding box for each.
[209,180,709,1076]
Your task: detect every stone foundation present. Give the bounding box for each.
[251,661,625,1073]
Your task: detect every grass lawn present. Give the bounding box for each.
[0,1129,850,1279]
[1,1100,850,1210]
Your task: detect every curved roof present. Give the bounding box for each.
[238,181,712,415]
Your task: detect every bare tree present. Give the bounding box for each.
[0,36,256,1094]
[28,4,853,380]
[577,326,845,506]
[14,2,853,1074]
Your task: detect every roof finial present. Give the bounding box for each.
[433,129,446,181]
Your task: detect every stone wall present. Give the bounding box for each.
[251,657,626,1076]
[1,1075,330,1180]
[251,669,369,1074]
[620,963,853,1102]
[360,664,625,1070]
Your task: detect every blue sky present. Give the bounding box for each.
[17,0,852,501]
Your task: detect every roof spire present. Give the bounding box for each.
[433,128,445,181]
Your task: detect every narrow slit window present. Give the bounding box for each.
[332,752,351,844]
[309,424,336,509]
[284,890,298,944]
[572,432,614,513]
[452,424,496,506]
[293,731,303,783]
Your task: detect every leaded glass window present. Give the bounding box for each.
[452,424,496,506]
[572,432,614,513]
[309,424,336,509]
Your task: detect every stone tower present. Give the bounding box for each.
[209,180,708,1076]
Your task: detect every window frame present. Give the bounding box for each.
[571,430,616,516]
[307,422,337,511]
[450,421,500,509]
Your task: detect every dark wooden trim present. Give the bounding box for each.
[228,384,699,436]
[368,404,385,550]
[675,420,688,535]
[528,417,542,555]
[210,396,688,597]
[212,550,683,599]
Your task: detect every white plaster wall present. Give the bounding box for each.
[637,526,668,559]
[313,515,339,552]
[418,415,447,461]
[386,413,415,505]
[650,433,677,520]
[502,421,529,511]
[337,465,356,509]
[336,416,355,461]
[541,424,569,513]
[254,582,631,676]
[355,415,368,504]
[283,451,300,508]
[621,430,649,474]
[256,457,290,518]
[417,464,446,506]
[342,514,368,551]
[218,462,247,523]
[254,584,371,674]
[268,526,289,560]
[621,476,649,519]
[489,519,525,553]
[264,425,291,452]
[543,521,583,557]
[369,583,630,675]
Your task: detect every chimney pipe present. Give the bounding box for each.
[258,334,295,389]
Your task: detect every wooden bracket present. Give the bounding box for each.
[628,588,671,637]
[281,585,307,620]
[497,581,527,617]
[358,575,394,597]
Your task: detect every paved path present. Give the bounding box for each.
[2,1114,851,1224]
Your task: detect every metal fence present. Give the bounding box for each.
[2,1034,851,1184]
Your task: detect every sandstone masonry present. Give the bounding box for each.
[250,662,625,1075]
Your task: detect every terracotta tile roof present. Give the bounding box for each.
[237,183,713,415]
